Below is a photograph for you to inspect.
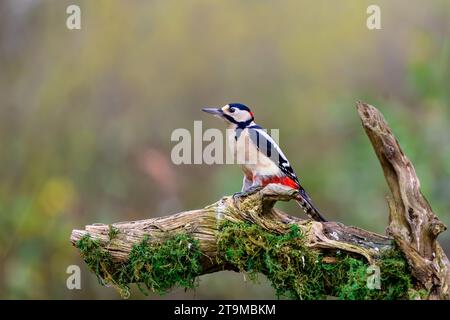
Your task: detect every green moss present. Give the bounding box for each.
[217,221,413,300]
[108,225,119,241]
[122,234,202,296]
[76,234,115,286]
[321,249,412,300]
[76,233,202,298]
[76,222,413,299]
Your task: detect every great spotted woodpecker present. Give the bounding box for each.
[202,103,327,222]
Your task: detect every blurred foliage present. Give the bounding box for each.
[0,0,449,299]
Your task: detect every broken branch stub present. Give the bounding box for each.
[356,101,449,299]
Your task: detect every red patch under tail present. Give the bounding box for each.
[261,176,299,189]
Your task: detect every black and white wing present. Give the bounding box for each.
[246,125,300,186]
[246,125,327,222]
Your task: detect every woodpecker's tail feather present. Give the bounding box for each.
[296,188,327,222]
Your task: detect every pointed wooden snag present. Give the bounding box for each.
[356,101,449,299]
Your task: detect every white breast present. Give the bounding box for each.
[226,128,281,177]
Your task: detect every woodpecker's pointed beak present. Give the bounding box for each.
[202,107,223,117]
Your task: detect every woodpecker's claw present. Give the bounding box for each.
[232,186,263,205]
[232,191,244,198]
[232,193,241,206]
[232,191,245,203]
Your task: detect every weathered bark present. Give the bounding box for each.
[356,101,449,299]
[71,185,393,273]
[70,101,449,299]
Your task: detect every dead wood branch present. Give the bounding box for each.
[70,101,449,299]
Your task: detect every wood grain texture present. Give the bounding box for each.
[71,184,393,274]
[356,101,449,299]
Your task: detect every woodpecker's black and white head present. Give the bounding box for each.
[202,103,255,129]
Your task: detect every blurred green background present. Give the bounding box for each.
[0,0,449,299]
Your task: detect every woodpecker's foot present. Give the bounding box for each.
[232,186,263,205]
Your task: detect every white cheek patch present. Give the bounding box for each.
[235,111,251,122]
[234,111,244,122]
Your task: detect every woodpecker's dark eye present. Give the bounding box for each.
[229,107,235,113]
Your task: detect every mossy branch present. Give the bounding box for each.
[70,102,449,300]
